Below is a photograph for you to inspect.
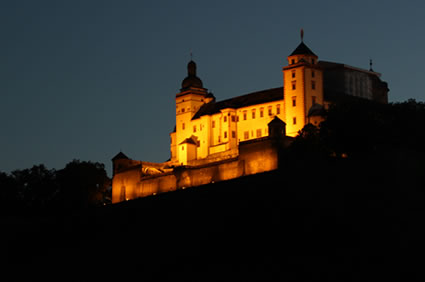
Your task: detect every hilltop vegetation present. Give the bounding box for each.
[2,98,425,281]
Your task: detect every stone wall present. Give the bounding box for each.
[112,136,285,203]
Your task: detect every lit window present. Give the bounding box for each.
[256,129,262,138]
[292,97,296,107]
[293,117,297,125]
[292,81,296,90]
[252,110,256,119]
[276,105,280,115]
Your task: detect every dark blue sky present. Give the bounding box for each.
[1,0,424,175]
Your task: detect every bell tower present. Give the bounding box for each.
[171,60,213,163]
[283,30,324,136]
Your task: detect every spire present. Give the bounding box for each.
[181,60,204,90]
[187,60,197,76]
[369,59,374,72]
[301,28,304,42]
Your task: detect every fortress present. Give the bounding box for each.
[111,33,389,203]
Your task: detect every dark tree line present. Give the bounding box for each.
[290,98,425,160]
[0,160,111,213]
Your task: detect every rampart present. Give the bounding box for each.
[111,136,289,203]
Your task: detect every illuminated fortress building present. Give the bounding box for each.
[111,34,389,203]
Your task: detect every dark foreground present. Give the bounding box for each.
[2,152,425,281]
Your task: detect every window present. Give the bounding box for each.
[312,81,316,90]
[182,123,185,130]
[260,108,264,118]
[276,104,281,115]
[311,59,315,64]
[256,129,262,138]
[182,108,185,113]
[218,136,221,143]
[292,81,296,90]
[268,107,273,116]
[243,111,247,121]
[291,59,295,64]
[312,96,317,105]
[292,71,296,78]
[293,117,297,125]
[252,110,256,119]
[224,131,227,139]
[232,131,236,138]
[312,70,315,78]
[244,131,249,140]
[224,116,227,122]
[292,97,296,107]
[231,115,236,122]
[193,125,196,133]
[212,121,215,128]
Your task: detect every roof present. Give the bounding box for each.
[112,151,129,161]
[268,116,286,126]
[192,87,283,120]
[307,103,325,117]
[318,61,381,77]
[179,137,197,145]
[290,42,317,57]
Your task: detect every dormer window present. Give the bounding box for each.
[291,59,295,64]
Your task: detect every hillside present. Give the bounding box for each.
[4,149,425,281]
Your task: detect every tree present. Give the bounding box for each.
[10,164,57,210]
[55,160,110,210]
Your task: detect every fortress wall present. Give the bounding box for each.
[112,138,282,203]
[137,158,245,198]
[111,167,142,203]
[239,138,279,175]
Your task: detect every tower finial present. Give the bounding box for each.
[369,59,374,72]
[301,28,304,42]
[190,50,193,61]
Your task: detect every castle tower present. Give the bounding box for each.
[171,60,212,163]
[283,32,324,136]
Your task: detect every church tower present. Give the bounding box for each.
[283,31,324,136]
[170,60,213,163]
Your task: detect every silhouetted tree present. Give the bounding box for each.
[0,171,19,211]
[55,160,110,210]
[10,164,57,210]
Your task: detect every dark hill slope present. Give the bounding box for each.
[5,152,425,281]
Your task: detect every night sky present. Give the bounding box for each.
[1,0,424,176]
